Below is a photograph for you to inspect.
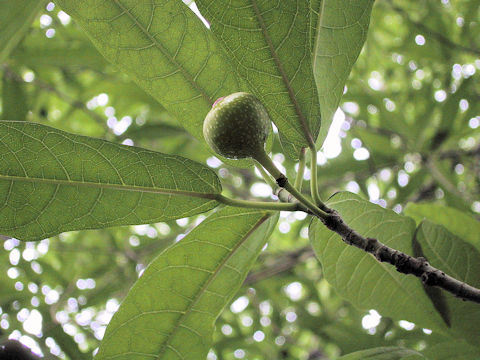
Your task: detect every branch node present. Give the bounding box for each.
[365,237,378,253]
[276,174,288,188]
[422,270,440,286]
[375,246,390,263]
[394,252,412,274]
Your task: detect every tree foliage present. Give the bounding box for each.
[1,1,479,359]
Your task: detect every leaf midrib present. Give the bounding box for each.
[250,0,314,147]
[0,174,217,200]
[155,213,270,359]
[112,0,213,105]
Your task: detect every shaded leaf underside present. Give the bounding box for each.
[97,207,278,360]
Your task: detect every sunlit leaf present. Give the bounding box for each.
[55,0,249,165]
[0,121,221,241]
[309,192,446,331]
[196,0,322,150]
[415,221,480,345]
[0,0,45,62]
[313,0,374,147]
[96,206,278,360]
[405,203,480,251]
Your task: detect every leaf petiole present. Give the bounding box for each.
[215,194,301,212]
[308,145,327,210]
[294,147,306,191]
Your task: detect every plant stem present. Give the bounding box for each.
[254,161,277,189]
[256,160,310,213]
[254,150,329,219]
[294,148,306,191]
[309,145,327,210]
[215,194,300,211]
[284,180,328,219]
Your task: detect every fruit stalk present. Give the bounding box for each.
[253,150,328,219]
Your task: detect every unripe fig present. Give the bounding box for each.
[203,92,270,159]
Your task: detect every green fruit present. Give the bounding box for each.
[203,92,270,159]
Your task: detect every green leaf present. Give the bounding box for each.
[0,0,45,62]
[437,77,473,142]
[121,123,189,141]
[352,127,398,158]
[313,0,374,146]
[96,206,278,360]
[415,221,480,345]
[2,70,28,121]
[12,42,107,70]
[55,0,247,163]
[0,121,221,241]
[41,311,90,360]
[196,0,322,149]
[394,169,429,205]
[421,339,480,360]
[338,347,424,360]
[405,203,480,251]
[309,192,446,332]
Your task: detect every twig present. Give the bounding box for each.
[256,141,480,303]
[439,145,480,160]
[409,182,436,203]
[321,208,480,303]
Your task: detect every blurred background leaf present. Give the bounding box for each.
[0,0,46,62]
[337,346,424,360]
